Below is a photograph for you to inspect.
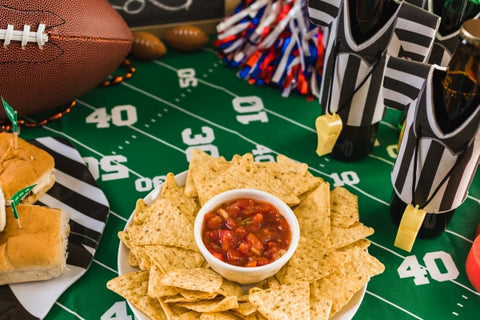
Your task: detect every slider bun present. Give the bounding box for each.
[0,132,55,204]
[0,185,5,232]
[0,204,70,285]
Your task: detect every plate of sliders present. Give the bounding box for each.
[108,149,385,320]
[0,132,110,319]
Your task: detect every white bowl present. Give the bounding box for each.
[194,188,300,284]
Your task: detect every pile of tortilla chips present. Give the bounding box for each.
[107,149,385,320]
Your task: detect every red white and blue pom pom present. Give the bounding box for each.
[214,0,324,98]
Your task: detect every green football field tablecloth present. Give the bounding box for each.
[12,45,480,319]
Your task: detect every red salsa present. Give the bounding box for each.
[202,197,291,267]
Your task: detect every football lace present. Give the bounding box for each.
[0,23,48,48]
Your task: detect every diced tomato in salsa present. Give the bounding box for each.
[202,197,291,267]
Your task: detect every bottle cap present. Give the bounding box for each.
[460,19,480,46]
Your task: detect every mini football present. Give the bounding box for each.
[162,25,209,52]
[0,0,133,119]
[130,31,166,60]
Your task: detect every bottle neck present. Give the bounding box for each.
[439,0,480,36]
[349,0,398,43]
[437,39,480,133]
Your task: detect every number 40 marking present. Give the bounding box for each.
[397,251,459,285]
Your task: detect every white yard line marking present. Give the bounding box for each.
[94,258,118,274]
[366,290,424,320]
[55,302,86,320]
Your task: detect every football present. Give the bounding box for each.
[0,0,133,119]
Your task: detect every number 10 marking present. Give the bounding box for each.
[232,96,269,124]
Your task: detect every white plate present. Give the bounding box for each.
[117,171,366,320]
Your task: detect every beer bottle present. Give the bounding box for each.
[439,0,480,36]
[390,19,480,238]
[350,0,398,43]
[395,1,480,137]
[330,0,397,162]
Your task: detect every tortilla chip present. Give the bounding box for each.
[118,230,132,249]
[338,239,371,251]
[200,312,241,319]
[143,245,205,273]
[309,296,333,320]
[277,171,322,198]
[216,279,244,298]
[185,149,228,197]
[340,245,385,279]
[196,154,256,205]
[330,222,374,249]
[172,311,201,320]
[275,154,309,175]
[106,271,166,320]
[160,172,180,197]
[245,165,300,206]
[177,296,238,313]
[127,201,197,250]
[294,181,331,243]
[130,245,152,271]
[158,298,178,320]
[165,290,218,303]
[133,198,149,225]
[128,251,139,267]
[241,313,268,320]
[185,148,212,197]
[160,268,223,293]
[249,280,311,320]
[311,245,384,318]
[278,237,338,284]
[148,264,179,298]
[330,187,359,227]
[233,301,257,316]
[260,155,323,197]
[160,173,199,218]
[311,272,366,318]
[188,150,230,201]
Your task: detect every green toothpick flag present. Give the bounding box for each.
[10,184,36,228]
[2,96,18,133]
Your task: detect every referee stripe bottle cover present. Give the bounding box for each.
[391,18,480,251]
[312,0,438,161]
[315,0,398,161]
[326,0,397,162]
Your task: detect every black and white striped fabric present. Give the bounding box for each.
[404,1,480,66]
[427,31,463,66]
[384,57,480,213]
[383,55,431,111]
[307,0,439,126]
[0,136,110,319]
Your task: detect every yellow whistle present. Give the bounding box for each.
[315,113,343,157]
[394,204,427,252]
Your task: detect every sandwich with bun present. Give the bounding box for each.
[0,203,70,285]
[0,132,70,284]
[0,185,5,232]
[0,132,55,206]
